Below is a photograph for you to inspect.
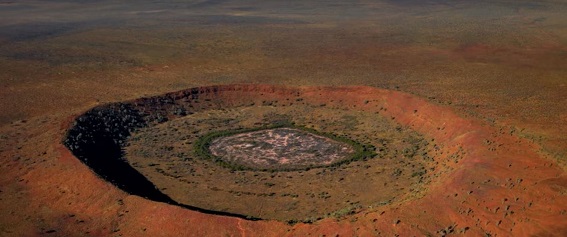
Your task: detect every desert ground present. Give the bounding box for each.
[1,0,566,236]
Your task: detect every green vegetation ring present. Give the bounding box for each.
[195,123,377,171]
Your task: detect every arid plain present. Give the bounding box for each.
[1,0,566,236]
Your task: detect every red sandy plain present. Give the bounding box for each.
[1,0,566,236]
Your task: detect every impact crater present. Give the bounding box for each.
[64,84,438,223]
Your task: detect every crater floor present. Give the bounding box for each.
[209,127,356,170]
[125,102,433,222]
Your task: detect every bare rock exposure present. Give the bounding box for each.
[208,128,356,170]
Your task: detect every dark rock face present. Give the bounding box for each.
[63,103,171,202]
[62,86,260,220]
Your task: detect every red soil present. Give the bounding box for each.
[2,84,566,236]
